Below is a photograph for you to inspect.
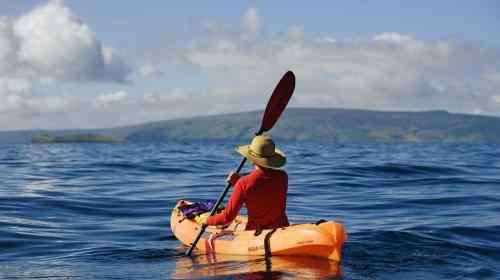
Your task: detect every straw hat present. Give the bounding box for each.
[236,135,286,169]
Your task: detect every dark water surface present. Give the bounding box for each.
[0,141,499,279]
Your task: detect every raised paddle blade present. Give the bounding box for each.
[257,71,296,135]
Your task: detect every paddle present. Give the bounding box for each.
[185,70,296,256]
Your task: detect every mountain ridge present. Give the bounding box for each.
[2,107,500,143]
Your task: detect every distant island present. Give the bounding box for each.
[1,108,500,143]
[31,133,118,143]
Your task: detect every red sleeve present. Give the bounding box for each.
[206,180,246,226]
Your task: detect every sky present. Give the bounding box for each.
[0,0,499,130]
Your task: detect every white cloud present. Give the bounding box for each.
[97,90,128,103]
[0,78,32,112]
[374,32,414,43]
[138,63,163,78]
[10,0,129,82]
[242,7,260,38]
[0,0,131,129]
[139,88,239,120]
[94,90,128,108]
[0,77,70,117]
[0,21,19,76]
[26,95,70,114]
[0,77,31,93]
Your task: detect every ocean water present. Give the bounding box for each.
[0,141,499,279]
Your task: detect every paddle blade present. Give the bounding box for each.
[258,71,296,135]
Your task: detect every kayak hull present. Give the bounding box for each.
[170,200,347,262]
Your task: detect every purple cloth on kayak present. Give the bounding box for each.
[178,201,223,219]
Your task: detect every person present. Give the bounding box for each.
[195,134,289,231]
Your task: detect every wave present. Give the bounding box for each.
[59,247,182,262]
[346,163,468,176]
[345,227,500,278]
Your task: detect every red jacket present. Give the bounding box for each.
[207,168,289,230]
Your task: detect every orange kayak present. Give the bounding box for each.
[170,200,347,262]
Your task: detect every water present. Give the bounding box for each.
[0,141,499,279]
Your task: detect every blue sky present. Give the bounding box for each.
[0,1,499,130]
[4,1,498,44]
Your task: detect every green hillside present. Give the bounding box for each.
[123,108,500,142]
[31,133,118,143]
[1,108,500,143]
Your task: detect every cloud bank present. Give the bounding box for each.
[1,0,128,82]
[179,29,500,116]
[137,8,500,123]
[0,0,129,128]
[1,4,499,130]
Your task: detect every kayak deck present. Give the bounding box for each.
[170,200,347,262]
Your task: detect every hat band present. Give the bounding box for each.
[248,148,274,158]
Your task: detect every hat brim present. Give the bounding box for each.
[236,145,286,169]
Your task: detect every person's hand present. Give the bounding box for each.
[226,171,241,186]
[194,213,210,225]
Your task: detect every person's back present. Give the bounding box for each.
[240,168,288,230]
[199,135,289,231]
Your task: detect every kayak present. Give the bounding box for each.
[170,200,347,262]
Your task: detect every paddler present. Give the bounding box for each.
[195,134,289,231]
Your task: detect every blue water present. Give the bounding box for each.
[0,141,499,279]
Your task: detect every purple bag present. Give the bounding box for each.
[178,200,224,219]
